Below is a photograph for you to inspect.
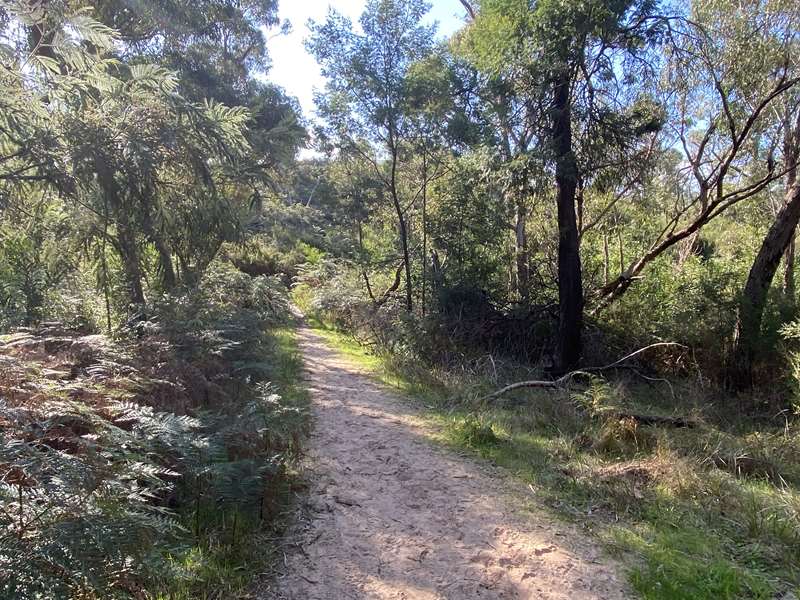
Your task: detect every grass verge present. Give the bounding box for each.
[311,323,800,600]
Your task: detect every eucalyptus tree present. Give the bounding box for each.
[594,2,799,317]
[307,0,437,312]
[80,0,280,100]
[463,0,666,371]
[402,52,469,313]
[722,0,800,388]
[451,31,544,304]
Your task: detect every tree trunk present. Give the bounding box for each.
[96,165,144,307]
[422,157,428,316]
[553,74,583,372]
[143,213,176,291]
[155,240,177,291]
[116,222,145,306]
[730,173,800,389]
[394,196,413,312]
[388,139,413,312]
[783,234,795,301]
[515,200,529,303]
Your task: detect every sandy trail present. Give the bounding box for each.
[261,326,630,600]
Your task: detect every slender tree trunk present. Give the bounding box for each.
[421,156,428,316]
[142,208,177,291]
[515,199,529,303]
[781,232,796,324]
[388,137,413,312]
[783,235,796,301]
[393,192,413,312]
[116,221,145,306]
[430,249,444,296]
[101,197,112,333]
[145,223,176,291]
[553,74,583,372]
[730,171,800,389]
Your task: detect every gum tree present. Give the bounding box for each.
[462,0,665,371]
[307,0,436,312]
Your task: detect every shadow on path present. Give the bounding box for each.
[260,327,630,600]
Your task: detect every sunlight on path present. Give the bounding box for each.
[259,327,630,600]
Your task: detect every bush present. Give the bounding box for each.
[451,415,501,449]
[0,260,305,599]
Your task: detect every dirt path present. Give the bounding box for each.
[261,326,630,600]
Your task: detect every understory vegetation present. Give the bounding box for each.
[0,1,310,598]
[3,0,800,597]
[0,264,308,599]
[310,324,799,600]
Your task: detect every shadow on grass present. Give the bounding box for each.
[149,324,311,600]
[313,323,800,600]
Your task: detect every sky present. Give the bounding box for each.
[265,1,470,122]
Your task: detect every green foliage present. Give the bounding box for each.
[0,0,304,324]
[197,260,290,326]
[450,415,501,450]
[0,261,307,598]
[3,0,800,596]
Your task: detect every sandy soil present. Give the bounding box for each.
[260,326,630,600]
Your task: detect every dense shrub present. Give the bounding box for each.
[0,262,304,599]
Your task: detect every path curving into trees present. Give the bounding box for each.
[261,327,629,600]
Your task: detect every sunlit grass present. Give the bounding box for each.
[311,323,800,600]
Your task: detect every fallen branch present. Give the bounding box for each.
[485,342,686,400]
[614,412,696,428]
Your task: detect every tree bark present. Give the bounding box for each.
[116,219,145,306]
[515,199,529,303]
[421,156,428,316]
[388,132,413,312]
[783,234,795,301]
[95,161,145,307]
[142,211,176,291]
[730,173,800,389]
[553,73,583,372]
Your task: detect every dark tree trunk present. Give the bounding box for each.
[155,239,177,291]
[142,211,176,291]
[95,163,144,307]
[730,174,800,389]
[421,156,428,316]
[117,222,145,306]
[553,74,583,372]
[393,194,413,312]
